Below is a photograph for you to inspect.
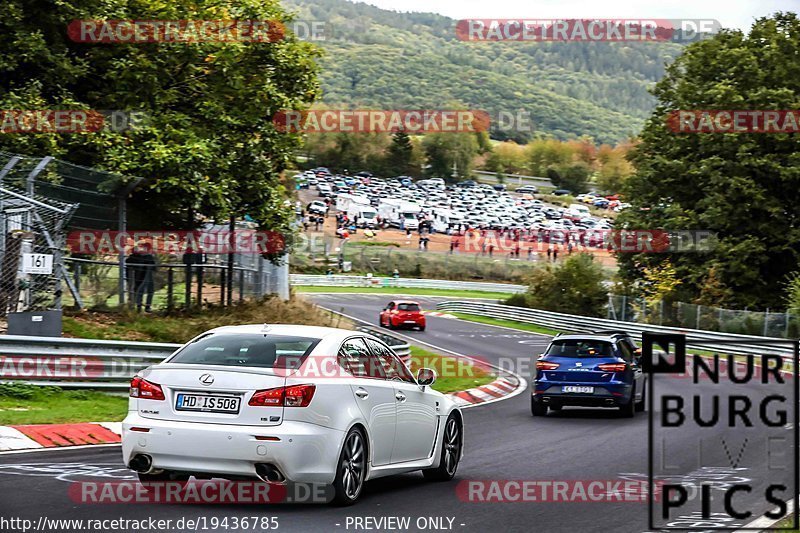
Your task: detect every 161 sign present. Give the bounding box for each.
[22,253,53,275]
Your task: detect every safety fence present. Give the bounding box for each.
[64,257,288,311]
[608,294,799,339]
[0,326,410,389]
[290,274,525,294]
[435,300,796,359]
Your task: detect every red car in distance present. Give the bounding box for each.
[379,300,426,331]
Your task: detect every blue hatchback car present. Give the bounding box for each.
[532,332,646,417]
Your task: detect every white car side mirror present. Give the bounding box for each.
[417,368,436,387]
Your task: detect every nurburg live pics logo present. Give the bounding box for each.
[644,333,799,530]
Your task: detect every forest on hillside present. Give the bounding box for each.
[284,0,685,143]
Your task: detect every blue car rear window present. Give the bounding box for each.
[545,340,613,357]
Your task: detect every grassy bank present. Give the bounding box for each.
[451,312,562,337]
[295,285,511,300]
[63,296,349,343]
[407,346,495,394]
[0,383,128,425]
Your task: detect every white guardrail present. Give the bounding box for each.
[435,300,798,359]
[291,274,526,295]
[0,326,410,389]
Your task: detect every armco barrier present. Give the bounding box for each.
[436,300,796,358]
[291,274,525,295]
[0,328,410,389]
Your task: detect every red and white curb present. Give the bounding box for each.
[449,377,520,407]
[0,422,122,451]
[422,311,457,319]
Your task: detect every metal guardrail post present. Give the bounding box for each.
[196,266,204,306]
[220,268,226,306]
[184,264,192,310]
[166,267,174,311]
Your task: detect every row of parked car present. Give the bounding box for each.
[296,168,621,234]
[575,193,631,212]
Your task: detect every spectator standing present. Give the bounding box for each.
[126,241,157,312]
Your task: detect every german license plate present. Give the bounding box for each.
[563,386,594,394]
[176,393,241,413]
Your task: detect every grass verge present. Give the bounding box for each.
[451,312,562,337]
[295,285,511,300]
[408,345,495,394]
[770,512,797,531]
[0,383,128,425]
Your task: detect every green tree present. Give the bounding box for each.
[619,13,800,309]
[422,132,479,181]
[785,273,800,316]
[387,130,414,175]
[507,254,608,317]
[695,265,734,306]
[595,144,634,193]
[548,161,590,193]
[0,0,320,237]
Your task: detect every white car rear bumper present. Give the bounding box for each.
[122,413,344,484]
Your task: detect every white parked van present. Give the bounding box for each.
[348,205,379,228]
[379,199,421,230]
[432,209,465,233]
[336,193,370,213]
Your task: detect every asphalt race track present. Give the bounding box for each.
[0,293,794,533]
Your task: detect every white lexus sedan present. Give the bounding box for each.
[122,325,464,505]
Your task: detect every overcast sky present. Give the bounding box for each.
[359,0,794,32]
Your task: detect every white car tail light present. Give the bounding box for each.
[130,376,165,400]
[249,384,316,407]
